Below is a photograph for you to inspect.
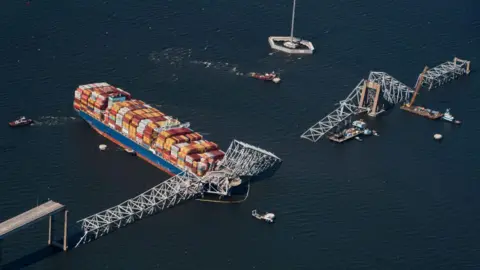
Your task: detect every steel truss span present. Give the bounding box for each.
[300,80,366,142]
[74,140,281,247]
[367,72,413,104]
[217,140,282,177]
[419,58,471,90]
[301,72,414,142]
[74,171,203,247]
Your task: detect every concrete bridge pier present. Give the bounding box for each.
[48,210,68,251]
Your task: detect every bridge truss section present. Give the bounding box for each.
[419,57,471,90]
[367,72,414,104]
[301,72,414,143]
[300,80,367,142]
[217,140,282,177]
[74,171,204,247]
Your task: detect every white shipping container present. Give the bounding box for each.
[118,107,130,115]
[122,128,129,135]
[186,156,193,164]
[139,119,152,126]
[136,138,143,144]
[171,142,189,153]
[74,91,82,99]
[171,151,178,158]
[94,108,101,114]
[108,123,115,129]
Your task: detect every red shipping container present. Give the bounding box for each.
[144,125,154,134]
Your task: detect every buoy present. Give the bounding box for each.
[433,134,443,140]
[99,144,107,151]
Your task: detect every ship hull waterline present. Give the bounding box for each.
[76,109,249,203]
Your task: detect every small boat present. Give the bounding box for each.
[248,72,281,83]
[252,209,275,223]
[434,133,443,140]
[355,136,363,142]
[125,148,136,155]
[8,116,34,127]
[363,129,372,135]
[372,130,379,136]
[442,108,462,125]
[99,144,107,151]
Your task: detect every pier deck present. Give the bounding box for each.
[0,201,65,239]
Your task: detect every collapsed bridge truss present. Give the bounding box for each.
[74,139,281,247]
[418,57,471,90]
[301,72,413,142]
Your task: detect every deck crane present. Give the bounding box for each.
[403,66,429,108]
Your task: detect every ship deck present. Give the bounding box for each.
[400,105,443,119]
[328,129,362,143]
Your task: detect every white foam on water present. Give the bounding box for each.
[34,116,79,126]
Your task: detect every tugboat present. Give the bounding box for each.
[248,71,281,83]
[442,108,462,125]
[8,116,33,127]
[251,209,275,223]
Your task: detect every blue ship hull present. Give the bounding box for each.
[76,110,183,176]
[77,109,253,202]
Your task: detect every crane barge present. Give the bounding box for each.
[400,66,443,119]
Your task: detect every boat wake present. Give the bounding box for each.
[149,47,244,76]
[33,116,79,126]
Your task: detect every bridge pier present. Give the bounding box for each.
[0,239,3,267]
[48,210,68,251]
[0,200,68,266]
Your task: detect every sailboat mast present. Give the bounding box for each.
[289,0,296,42]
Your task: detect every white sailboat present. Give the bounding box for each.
[268,0,315,54]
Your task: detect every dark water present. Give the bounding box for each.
[1,0,480,269]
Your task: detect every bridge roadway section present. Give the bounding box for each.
[0,200,65,239]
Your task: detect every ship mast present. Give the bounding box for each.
[289,0,296,42]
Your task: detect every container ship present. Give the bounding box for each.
[73,82,231,189]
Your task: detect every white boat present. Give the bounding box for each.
[442,108,462,124]
[355,136,363,142]
[252,210,275,223]
[125,148,136,155]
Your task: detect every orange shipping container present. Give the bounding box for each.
[143,135,152,145]
[186,132,202,141]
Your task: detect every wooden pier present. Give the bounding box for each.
[0,200,68,265]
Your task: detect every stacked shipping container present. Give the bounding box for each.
[74,83,225,177]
